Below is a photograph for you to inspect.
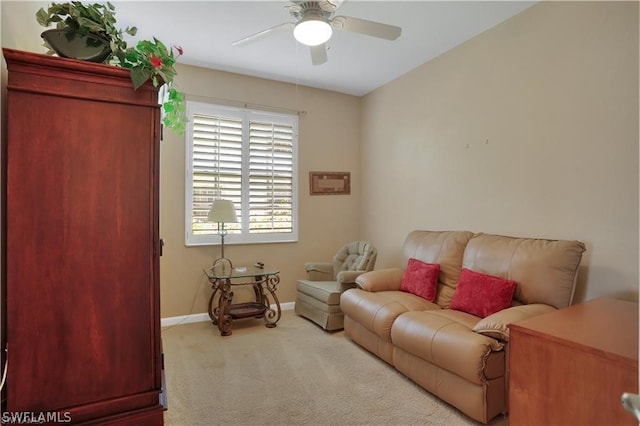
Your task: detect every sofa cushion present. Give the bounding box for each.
[462,233,585,309]
[450,269,516,318]
[400,258,439,302]
[391,310,505,385]
[340,288,439,341]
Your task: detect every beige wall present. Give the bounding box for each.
[1,1,638,318]
[160,65,362,318]
[1,1,48,51]
[360,1,639,303]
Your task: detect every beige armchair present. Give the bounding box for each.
[295,241,377,331]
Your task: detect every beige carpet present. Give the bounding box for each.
[161,310,509,426]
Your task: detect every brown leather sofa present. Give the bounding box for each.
[340,230,586,424]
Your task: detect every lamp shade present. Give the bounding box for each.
[207,199,238,223]
[293,17,332,46]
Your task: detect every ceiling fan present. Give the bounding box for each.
[232,0,402,65]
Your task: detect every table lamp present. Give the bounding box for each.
[207,199,238,259]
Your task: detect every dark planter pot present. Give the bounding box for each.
[41,28,112,63]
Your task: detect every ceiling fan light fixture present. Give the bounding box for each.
[294,17,332,46]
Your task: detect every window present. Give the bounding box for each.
[185,101,298,246]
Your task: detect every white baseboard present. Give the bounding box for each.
[161,301,295,327]
[280,301,295,311]
[161,313,210,327]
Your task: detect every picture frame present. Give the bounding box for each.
[309,171,351,195]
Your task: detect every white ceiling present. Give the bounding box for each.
[112,1,536,96]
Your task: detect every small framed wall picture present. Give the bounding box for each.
[309,171,351,195]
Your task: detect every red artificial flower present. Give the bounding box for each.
[150,55,162,69]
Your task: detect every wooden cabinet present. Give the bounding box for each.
[2,49,164,424]
[509,297,638,426]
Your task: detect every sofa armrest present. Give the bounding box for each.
[472,303,556,342]
[336,270,368,284]
[355,268,404,292]
[304,262,333,281]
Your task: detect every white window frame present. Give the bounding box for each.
[185,101,298,246]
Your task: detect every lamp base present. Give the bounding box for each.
[212,257,233,277]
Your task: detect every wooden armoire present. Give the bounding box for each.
[2,49,165,424]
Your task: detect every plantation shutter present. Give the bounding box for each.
[191,113,242,235]
[249,120,294,234]
[186,101,298,246]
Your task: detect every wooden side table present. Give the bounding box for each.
[204,263,281,336]
[509,297,638,425]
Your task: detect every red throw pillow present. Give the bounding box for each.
[400,258,440,302]
[450,268,516,318]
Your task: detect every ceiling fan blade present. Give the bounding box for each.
[232,22,294,46]
[331,15,401,40]
[325,0,344,10]
[310,44,327,65]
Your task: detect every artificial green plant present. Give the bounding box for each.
[36,1,187,135]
